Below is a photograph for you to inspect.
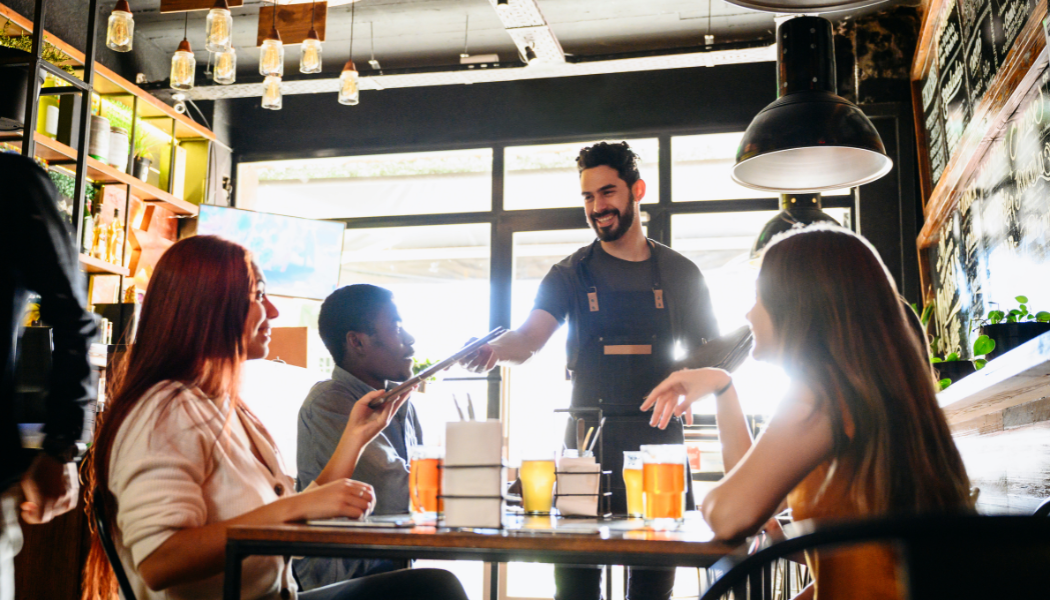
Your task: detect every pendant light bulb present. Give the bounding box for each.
[338,60,359,105]
[205,0,233,53]
[106,0,134,52]
[262,75,282,110]
[259,28,284,76]
[300,28,323,74]
[213,46,236,84]
[170,38,195,91]
[497,0,510,9]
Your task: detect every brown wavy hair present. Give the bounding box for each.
[758,224,971,514]
[81,236,257,600]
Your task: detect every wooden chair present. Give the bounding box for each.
[699,515,1050,600]
[92,489,137,600]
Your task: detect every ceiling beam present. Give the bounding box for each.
[177,42,775,100]
[486,0,565,64]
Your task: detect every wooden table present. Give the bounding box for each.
[224,514,739,600]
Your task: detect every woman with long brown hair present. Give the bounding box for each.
[643,225,971,600]
[81,236,467,600]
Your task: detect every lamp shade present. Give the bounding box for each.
[732,16,891,193]
[723,0,891,13]
[750,193,840,258]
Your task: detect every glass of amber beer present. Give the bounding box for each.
[622,451,644,518]
[409,446,443,516]
[520,456,557,515]
[641,444,687,528]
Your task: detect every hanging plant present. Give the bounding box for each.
[0,23,77,75]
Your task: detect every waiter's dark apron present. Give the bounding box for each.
[565,242,695,516]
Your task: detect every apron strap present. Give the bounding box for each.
[577,239,665,312]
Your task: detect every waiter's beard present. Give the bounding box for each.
[588,193,636,242]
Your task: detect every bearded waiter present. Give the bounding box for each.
[462,141,719,600]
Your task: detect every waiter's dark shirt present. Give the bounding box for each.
[533,239,719,372]
[1,153,97,490]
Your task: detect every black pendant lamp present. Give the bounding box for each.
[732,16,892,193]
[751,192,840,258]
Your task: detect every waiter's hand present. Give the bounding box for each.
[641,368,732,430]
[460,338,499,373]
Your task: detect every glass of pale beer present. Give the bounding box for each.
[641,444,687,528]
[623,451,644,518]
[409,446,444,516]
[520,456,557,515]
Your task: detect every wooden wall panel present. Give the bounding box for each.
[955,420,1050,514]
[257,2,327,46]
[160,0,244,12]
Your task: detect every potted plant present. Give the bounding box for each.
[132,126,156,183]
[973,296,1050,360]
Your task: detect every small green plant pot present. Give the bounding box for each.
[980,322,1050,360]
[934,360,976,384]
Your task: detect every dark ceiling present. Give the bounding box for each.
[122,0,777,78]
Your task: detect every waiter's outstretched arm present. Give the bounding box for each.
[461,309,560,372]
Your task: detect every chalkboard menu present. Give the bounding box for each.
[928,70,1050,357]
[918,0,1037,187]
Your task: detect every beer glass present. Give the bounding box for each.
[641,444,687,527]
[622,451,644,518]
[520,456,557,515]
[409,446,443,515]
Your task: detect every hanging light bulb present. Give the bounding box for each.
[213,46,236,84]
[338,60,359,105]
[170,15,195,91]
[262,75,282,110]
[301,29,322,73]
[259,0,284,76]
[497,0,510,9]
[338,0,359,105]
[299,0,322,74]
[205,0,233,53]
[106,0,134,52]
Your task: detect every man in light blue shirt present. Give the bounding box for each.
[295,284,423,590]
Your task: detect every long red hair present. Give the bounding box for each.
[81,236,256,600]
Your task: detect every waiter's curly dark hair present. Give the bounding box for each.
[576,141,642,187]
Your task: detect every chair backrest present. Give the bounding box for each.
[92,488,138,600]
[701,515,1050,600]
[1033,497,1050,517]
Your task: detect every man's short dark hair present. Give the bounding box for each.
[318,284,394,365]
[576,141,642,187]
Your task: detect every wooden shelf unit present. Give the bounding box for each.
[79,253,130,276]
[0,2,216,143]
[0,132,198,215]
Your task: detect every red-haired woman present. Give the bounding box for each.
[82,236,467,600]
[643,225,972,600]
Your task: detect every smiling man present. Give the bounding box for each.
[461,141,719,600]
[294,284,422,590]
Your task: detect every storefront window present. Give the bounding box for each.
[505,139,659,210]
[237,148,493,218]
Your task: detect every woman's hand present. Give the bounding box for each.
[291,478,376,521]
[345,387,415,447]
[641,368,732,429]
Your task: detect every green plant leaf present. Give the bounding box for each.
[1009,309,1022,315]
[989,310,1005,324]
[939,378,952,390]
[930,356,943,363]
[1016,295,1029,303]
[1037,311,1050,322]
[973,335,995,356]
[946,352,960,362]
[1020,304,1028,312]
[974,358,987,370]
[1007,315,1017,323]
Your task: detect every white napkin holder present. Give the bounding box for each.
[554,456,602,517]
[442,420,505,529]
